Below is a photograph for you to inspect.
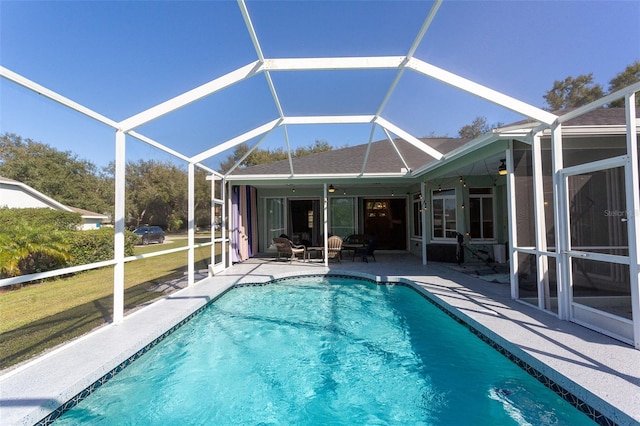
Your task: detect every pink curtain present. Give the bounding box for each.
[232,185,258,262]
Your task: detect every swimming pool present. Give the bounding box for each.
[54,276,595,425]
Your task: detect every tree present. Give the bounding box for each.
[458,117,503,139]
[458,117,490,139]
[218,143,250,173]
[0,133,211,232]
[193,168,213,229]
[0,133,113,215]
[543,74,605,110]
[294,140,332,156]
[608,61,640,108]
[218,140,332,173]
[125,159,188,230]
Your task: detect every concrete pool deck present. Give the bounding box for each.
[1,254,639,425]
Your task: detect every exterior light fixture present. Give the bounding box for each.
[328,184,335,193]
[498,159,507,176]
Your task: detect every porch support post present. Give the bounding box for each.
[624,93,640,349]
[187,162,195,286]
[551,123,570,320]
[532,132,550,310]
[222,178,228,270]
[505,145,518,300]
[113,130,126,323]
[421,181,427,265]
[208,174,215,276]
[323,184,329,267]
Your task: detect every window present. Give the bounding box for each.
[265,198,285,245]
[469,188,494,240]
[432,189,456,239]
[330,197,356,238]
[412,193,422,237]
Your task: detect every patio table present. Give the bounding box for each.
[342,243,365,259]
[305,246,324,261]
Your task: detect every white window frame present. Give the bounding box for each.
[468,187,495,241]
[412,193,423,238]
[432,189,457,240]
[264,196,286,250]
[329,196,357,239]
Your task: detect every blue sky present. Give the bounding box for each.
[1,0,639,171]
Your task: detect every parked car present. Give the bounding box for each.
[133,226,165,245]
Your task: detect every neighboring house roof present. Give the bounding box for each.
[68,207,109,220]
[230,137,469,177]
[0,176,108,221]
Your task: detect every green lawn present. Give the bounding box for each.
[0,238,214,370]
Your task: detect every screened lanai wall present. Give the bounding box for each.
[1,0,639,349]
[505,96,640,346]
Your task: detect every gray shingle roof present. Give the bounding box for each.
[230,137,469,176]
[499,107,639,130]
[561,107,640,126]
[230,107,636,177]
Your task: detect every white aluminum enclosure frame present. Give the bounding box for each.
[504,85,640,348]
[1,1,639,349]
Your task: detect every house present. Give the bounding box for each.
[226,107,640,348]
[0,176,109,230]
[0,1,638,352]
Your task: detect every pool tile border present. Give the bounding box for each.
[35,273,614,426]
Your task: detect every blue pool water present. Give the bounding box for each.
[55,276,594,425]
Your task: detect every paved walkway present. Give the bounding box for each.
[1,254,638,425]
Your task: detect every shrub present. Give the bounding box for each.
[0,208,81,231]
[67,228,137,266]
[0,223,71,278]
[0,208,137,278]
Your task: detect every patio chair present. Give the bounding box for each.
[326,235,343,262]
[273,237,306,262]
[344,234,367,245]
[353,236,377,263]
